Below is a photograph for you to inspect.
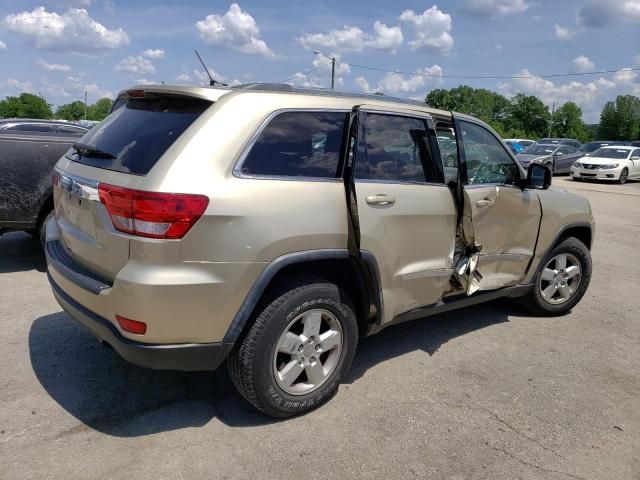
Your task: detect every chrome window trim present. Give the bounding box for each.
[53,166,100,201]
[232,108,350,181]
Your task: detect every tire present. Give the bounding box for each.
[572,177,582,182]
[228,278,358,418]
[618,168,628,185]
[38,210,54,248]
[522,237,591,316]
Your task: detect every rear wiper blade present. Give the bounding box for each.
[72,142,116,160]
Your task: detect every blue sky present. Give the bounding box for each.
[0,0,638,122]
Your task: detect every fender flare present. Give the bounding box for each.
[221,249,383,346]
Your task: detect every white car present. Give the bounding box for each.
[571,146,640,184]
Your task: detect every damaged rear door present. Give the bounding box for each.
[453,116,541,293]
[344,105,458,323]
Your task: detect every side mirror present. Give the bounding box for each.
[631,156,640,161]
[526,163,552,190]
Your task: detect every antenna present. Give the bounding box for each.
[194,49,227,86]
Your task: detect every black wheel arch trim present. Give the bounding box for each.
[222,249,383,345]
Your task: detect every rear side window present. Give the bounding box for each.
[7,124,54,133]
[356,113,440,183]
[70,95,211,175]
[240,111,348,178]
[56,125,87,135]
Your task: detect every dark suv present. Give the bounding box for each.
[0,119,88,243]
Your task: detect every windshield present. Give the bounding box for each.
[522,145,556,155]
[69,94,211,175]
[590,148,631,159]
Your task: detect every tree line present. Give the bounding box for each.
[1,88,639,142]
[0,93,113,122]
[425,86,640,142]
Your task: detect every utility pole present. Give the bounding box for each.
[331,56,335,90]
[84,90,87,120]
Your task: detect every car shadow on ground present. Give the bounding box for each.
[0,232,46,274]
[348,300,511,382]
[30,300,514,437]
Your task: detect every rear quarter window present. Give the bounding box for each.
[239,111,348,178]
[69,95,211,175]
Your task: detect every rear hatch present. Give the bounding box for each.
[52,88,216,281]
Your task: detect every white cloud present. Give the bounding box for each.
[0,78,35,95]
[175,67,227,85]
[136,78,157,85]
[37,58,72,72]
[0,40,6,51]
[460,0,530,17]
[578,0,640,28]
[572,55,595,73]
[142,48,165,59]
[195,3,274,57]
[399,6,454,54]
[497,68,627,122]
[297,21,403,54]
[354,65,443,97]
[2,7,129,52]
[553,24,574,40]
[115,55,156,75]
[176,73,192,82]
[287,53,351,89]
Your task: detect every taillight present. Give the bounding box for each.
[116,315,147,335]
[98,183,209,239]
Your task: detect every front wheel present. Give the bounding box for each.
[522,237,592,316]
[618,168,629,185]
[228,279,358,418]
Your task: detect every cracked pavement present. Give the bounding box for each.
[1,177,639,479]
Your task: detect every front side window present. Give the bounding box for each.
[7,124,54,133]
[459,120,520,186]
[355,113,439,183]
[240,111,347,178]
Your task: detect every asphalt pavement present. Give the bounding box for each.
[1,177,639,479]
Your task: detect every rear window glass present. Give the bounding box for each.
[69,95,211,175]
[240,111,348,178]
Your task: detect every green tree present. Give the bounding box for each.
[506,94,550,138]
[598,95,640,140]
[87,97,112,121]
[425,86,510,133]
[551,102,589,142]
[55,101,86,121]
[0,93,53,119]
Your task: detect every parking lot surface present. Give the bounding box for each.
[1,178,639,480]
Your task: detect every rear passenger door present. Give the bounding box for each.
[349,107,457,323]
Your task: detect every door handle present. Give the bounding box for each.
[366,194,395,206]
[476,198,495,208]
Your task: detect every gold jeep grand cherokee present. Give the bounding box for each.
[46,84,594,417]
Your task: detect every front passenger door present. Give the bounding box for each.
[456,118,542,292]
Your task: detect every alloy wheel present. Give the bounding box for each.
[539,253,582,305]
[272,309,343,395]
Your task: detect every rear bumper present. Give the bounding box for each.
[48,273,232,371]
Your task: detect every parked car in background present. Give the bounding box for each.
[504,138,535,148]
[0,119,89,243]
[505,140,524,154]
[581,140,628,154]
[571,146,640,184]
[629,141,640,148]
[46,83,594,418]
[537,138,582,150]
[517,143,583,174]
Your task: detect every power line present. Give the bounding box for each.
[342,61,640,80]
[279,61,332,84]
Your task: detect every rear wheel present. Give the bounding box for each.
[618,168,629,185]
[522,238,591,316]
[228,279,358,418]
